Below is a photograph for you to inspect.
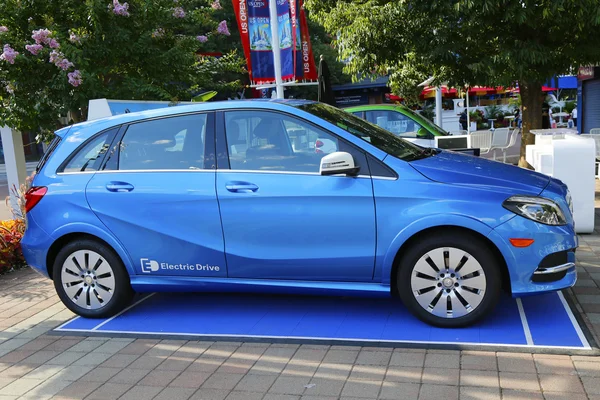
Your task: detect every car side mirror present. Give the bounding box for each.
[319,151,360,176]
[417,127,429,138]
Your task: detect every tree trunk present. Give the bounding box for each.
[518,80,543,169]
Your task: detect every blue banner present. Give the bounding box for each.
[247,0,294,83]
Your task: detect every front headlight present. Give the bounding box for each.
[503,196,567,226]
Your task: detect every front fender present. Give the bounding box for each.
[49,223,136,276]
[377,214,494,285]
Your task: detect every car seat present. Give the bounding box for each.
[244,117,291,170]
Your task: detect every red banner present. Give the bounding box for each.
[298,0,317,81]
[232,0,253,82]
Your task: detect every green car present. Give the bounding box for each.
[345,104,456,148]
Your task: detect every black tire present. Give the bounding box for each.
[397,231,502,328]
[53,239,134,318]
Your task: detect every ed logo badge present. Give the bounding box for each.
[140,258,159,273]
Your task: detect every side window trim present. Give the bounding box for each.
[57,126,120,173]
[218,109,371,176]
[101,112,214,171]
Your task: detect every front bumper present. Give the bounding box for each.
[488,215,577,296]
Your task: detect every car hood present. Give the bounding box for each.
[409,150,550,195]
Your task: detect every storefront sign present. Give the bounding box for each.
[578,66,595,80]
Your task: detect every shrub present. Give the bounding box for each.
[0,173,33,275]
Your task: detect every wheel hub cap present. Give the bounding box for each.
[410,247,487,318]
[61,250,115,310]
[442,277,454,288]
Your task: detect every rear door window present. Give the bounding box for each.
[115,114,208,171]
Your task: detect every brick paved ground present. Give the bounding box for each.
[0,187,599,399]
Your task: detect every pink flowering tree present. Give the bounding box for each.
[0,0,244,141]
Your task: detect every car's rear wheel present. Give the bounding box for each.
[397,232,501,327]
[53,239,133,318]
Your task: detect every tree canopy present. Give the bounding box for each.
[0,0,246,140]
[306,0,600,166]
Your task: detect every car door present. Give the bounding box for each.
[215,109,377,282]
[85,112,227,277]
[364,110,435,147]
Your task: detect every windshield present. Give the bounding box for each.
[296,103,427,161]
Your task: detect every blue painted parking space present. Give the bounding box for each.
[55,291,591,352]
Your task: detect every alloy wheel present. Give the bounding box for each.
[410,247,487,318]
[60,250,115,310]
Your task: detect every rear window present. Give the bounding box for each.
[35,135,61,174]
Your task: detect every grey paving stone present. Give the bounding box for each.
[169,371,211,388]
[543,393,589,400]
[498,372,540,391]
[108,368,150,385]
[224,391,265,400]
[574,360,600,376]
[22,364,64,381]
[497,353,536,373]
[202,373,245,391]
[389,351,425,367]
[269,376,312,395]
[378,381,420,400]
[72,352,112,367]
[304,378,345,397]
[53,364,94,382]
[421,367,459,386]
[349,365,386,381]
[153,386,196,400]
[355,351,391,366]
[313,363,352,379]
[119,385,163,400]
[423,352,460,369]
[384,366,422,383]
[99,353,140,369]
[340,379,382,398]
[459,386,501,400]
[0,378,42,396]
[581,376,600,395]
[460,352,497,371]
[322,350,358,364]
[500,389,544,400]
[137,369,181,387]
[85,382,133,400]
[77,366,121,383]
[46,351,85,366]
[418,384,458,400]
[189,388,231,400]
[234,374,277,393]
[459,369,499,388]
[18,376,72,400]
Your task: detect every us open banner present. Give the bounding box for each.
[233,0,317,85]
[296,0,317,81]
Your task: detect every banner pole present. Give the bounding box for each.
[268,0,284,99]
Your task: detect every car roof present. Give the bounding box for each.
[345,104,409,112]
[59,99,317,136]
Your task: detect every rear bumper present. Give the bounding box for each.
[21,214,53,278]
[488,216,577,296]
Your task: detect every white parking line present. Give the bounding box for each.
[558,291,592,349]
[516,298,534,346]
[91,293,156,331]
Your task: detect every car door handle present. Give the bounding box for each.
[225,182,259,193]
[106,182,134,192]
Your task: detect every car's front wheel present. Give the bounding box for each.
[397,232,502,327]
[54,239,133,318]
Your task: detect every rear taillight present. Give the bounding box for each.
[25,186,47,213]
[315,140,324,148]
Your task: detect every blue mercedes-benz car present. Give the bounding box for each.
[22,100,576,327]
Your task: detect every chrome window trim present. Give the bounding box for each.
[57,168,397,180]
[58,169,212,175]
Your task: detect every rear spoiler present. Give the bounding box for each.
[54,125,72,138]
